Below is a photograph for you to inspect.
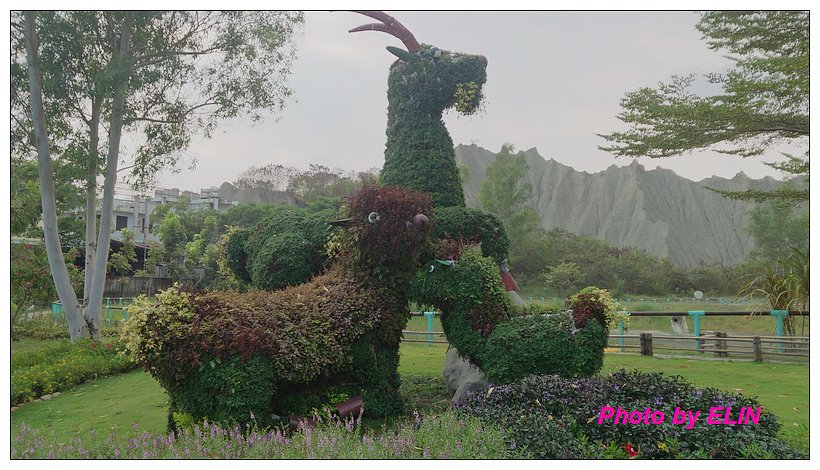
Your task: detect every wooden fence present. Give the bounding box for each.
[404,310,810,363]
[610,332,809,362]
[104,276,173,298]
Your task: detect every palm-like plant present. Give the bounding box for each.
[740,248,809,336]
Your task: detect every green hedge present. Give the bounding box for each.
[225,208,338,290]
[483,315,608,383]
[428,206,509,263]
[11,339,136,405]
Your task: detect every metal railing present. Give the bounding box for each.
[51,297,136,325]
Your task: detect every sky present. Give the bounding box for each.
[126,10,807,193]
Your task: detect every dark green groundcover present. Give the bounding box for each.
[457,370,804,459]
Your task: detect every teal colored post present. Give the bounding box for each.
[770,310,788,353]
[617,315,627,352]
[51,302,62,321]
[106,298,111,324]
[122,307,129,321]
[424,312,436,346]
[689,311,705,351]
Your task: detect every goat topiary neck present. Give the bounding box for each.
[382,110,465,208]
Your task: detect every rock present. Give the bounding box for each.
[456,144,786,268]
[41,394,53,400]
[11,406,18,412]
[443,348,488,404]
[52,392,61,397]
[670,315,689,334]
[507,290,526,307]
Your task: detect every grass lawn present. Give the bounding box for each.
[11,340,809,450]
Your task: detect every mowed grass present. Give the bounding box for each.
[602,355,809,431]
[11,371,170,443]
[11,340,808,449]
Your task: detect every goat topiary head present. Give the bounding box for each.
[349,11,488,117]
[332,185,433,272]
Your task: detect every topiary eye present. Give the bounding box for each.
[368,212,381,223]
[429,47,441,58]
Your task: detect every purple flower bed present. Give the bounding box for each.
[11,410,517,459]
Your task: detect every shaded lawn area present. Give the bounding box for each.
[11,343,808,450]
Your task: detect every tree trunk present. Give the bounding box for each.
[24,11,89,341]
[83,101,101,305]
[84,13,133,340]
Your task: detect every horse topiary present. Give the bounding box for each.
[122,185,433,428]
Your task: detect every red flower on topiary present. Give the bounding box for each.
[624,442,638,458]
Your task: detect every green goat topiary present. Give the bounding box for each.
[349,11,487,208]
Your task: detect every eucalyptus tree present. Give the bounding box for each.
[15,10,304,340]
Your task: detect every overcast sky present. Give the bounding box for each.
[142,10,805,193]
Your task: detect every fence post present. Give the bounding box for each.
[715,332,728,357]
[753,336,763,362]
[424,311,436,346]
[770,310,788,353]
[640,333,653,356]
[618,319,625,352]
[106,297,111,324]
[688,311,705,352]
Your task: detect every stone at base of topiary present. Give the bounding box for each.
[442,347,488,404]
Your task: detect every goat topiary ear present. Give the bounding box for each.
[386,46,415,62]
[328,218,352,227]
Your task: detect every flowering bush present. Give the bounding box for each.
[457,371,803,459]
[566,286,627,329]
[120,286,194,376]
[11,339,135,405]
[11,411,517,459]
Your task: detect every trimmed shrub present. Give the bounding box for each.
[428,206,509,263]
[11,339,135,405]
[411,248,512,370]
[225,208,338,290]
[458,371,803,459]
[483,314,608,383]
[174,355,276,427]
[566,286,626,329]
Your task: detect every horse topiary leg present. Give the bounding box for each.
[349,334,404,417]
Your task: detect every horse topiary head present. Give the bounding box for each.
[332,185,433,274]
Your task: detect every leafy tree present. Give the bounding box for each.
[234,164,296,192]
[11,243,81,339]
[479,144,545,278]
[108,229,138,275]
[541,262,583,297]
[746,200,809,263]
[598,11,808,205]
[220,202,283,229]
[156,213,187,279]
[15,10,303,340]
[11,244,55,339]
